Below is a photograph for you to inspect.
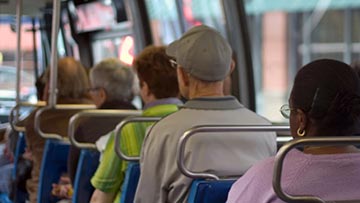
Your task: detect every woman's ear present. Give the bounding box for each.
[296,109,308,136]
[98,88,107,104]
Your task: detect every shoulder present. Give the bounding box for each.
[142,111,187,152]
[147,109,192,139]
[241,156,275,179]
[227,157,275,202]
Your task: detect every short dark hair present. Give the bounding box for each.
[291,59,360,136]
[133,45,179,99]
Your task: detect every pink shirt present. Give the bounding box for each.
[227,149,360,203]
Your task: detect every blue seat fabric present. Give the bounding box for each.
[0,193,12,203]
[3,132,27,203]
[37,140,70,203]
[120,162,140,203]
[72,149,100,203]
[187,179,236,203]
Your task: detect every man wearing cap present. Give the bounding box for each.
[134,25,276,203]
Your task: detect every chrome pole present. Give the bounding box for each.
[48,0,61,107]
[15,0,23,120]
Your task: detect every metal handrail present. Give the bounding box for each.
[68,109,142,149]
[48,0,61,107]
[114,117,162,161]
[15,0,22,120]
[177,125,290,180]
[34,104,95,140]
[273,136,360,203]
[9,102,46,132]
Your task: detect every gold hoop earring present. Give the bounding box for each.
[297,128,305,137]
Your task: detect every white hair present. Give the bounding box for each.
[90,58,135,102]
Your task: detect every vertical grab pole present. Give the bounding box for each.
[15,0,23,120]
[48,0,61,107]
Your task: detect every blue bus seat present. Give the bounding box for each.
[37,140,70,203]
[0,193,12,203]
[187,179,236,203]
[12,132,26,179]
[120,162,140,203]
[72,149,100,203]
[10,132,28,203]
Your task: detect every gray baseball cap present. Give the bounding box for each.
[166,25,232,82]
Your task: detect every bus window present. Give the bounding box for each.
[0,16,43,122]
[145,0,226,45]
[245,0,360,123]
[61,10,80,60]
[181,0,226,36]
[145,0,183,45]
[57,29,67,58]
[92,35,135,65]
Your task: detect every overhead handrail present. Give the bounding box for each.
[68,109,142,150]
[273,136,360,203]
[177,125,290,180]
[9,101,46,132]
[35,104,95,140]
[114,117,162,161]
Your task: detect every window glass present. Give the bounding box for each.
[92,35,135,65]
[61,10,80,60]
[0,16,43,122]
[181,0,226,36]
[145,0,226,44]
[57,29,67,57]
[245,0,360,123]
[75,2,116,33]
[145,0,182,45]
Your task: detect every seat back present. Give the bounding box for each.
[187,179,236,203]
[177,125,289,203]
[0,193,12,203]
[114,117,162,203]
[12,132,26,179]
[72,149,100,203]
[11,132,29,203]
[120,162,140,203]
[37,140,70,203]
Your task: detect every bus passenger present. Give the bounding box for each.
[67,58,137,184]
[24,57,92,203]
[51,58,138,200]
[227,59,360,202]
[90,46,182,203]
[134,25,277,203]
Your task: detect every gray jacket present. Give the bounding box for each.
[134,96,277,203]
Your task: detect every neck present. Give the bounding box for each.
[188,80,224,99]
[143,94,157,105]
[303,145,360,155]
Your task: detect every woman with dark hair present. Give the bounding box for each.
[90,46,182,203]
[227,59,360,202]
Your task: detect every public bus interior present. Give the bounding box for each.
[1,0,360,202]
